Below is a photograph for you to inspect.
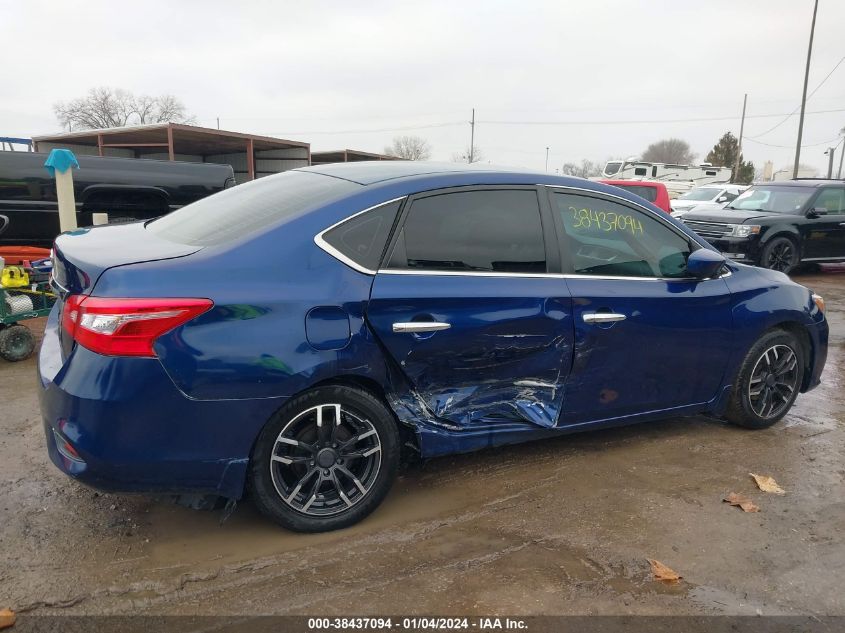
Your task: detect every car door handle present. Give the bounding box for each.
[838,222,845,226]
[392,322,451,333]
[582,313,627,324]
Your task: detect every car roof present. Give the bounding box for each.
[297,161,531,185]
[755,179,845,188]
[295,162,668,207]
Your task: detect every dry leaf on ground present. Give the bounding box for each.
[750,473,786,494]
[0,608,16,630]
[723,492,760,512]
[647,559,682,583]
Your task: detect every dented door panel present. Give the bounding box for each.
[366,272,574,431]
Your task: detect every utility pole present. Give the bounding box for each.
[216,117,220,130]
[838,138,844,179]
[545,147,550,172]
[793,0,818,179]
[825,147,835,179]
[469,108,475,164]
[733,94,747,183]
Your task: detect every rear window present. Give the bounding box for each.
[613,184,658,203]
[147,171,359,245]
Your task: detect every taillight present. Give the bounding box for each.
[61,296,213,357]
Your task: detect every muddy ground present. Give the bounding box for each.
[1,269,843,617]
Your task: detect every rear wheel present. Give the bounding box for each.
[249,385,400,532]
[725,330,804,429]
[760,236,799,274]
[0,324,35,362]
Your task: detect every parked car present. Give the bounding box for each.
[681,179,845,273]
[599,179,671,213]
[40,162,828,532]
[670,184,748,218]
[0,151,236,248]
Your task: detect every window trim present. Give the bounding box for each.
[381,185,553,276]
[312,184,728,282]
[313,196,406,275]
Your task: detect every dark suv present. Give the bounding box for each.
[681,179,845,273]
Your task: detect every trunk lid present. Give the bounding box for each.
[52,221,201,357]
[52,222,200,296]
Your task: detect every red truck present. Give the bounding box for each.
[599,179,672,214]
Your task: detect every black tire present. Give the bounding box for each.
[725,330,804,429]
[759,236,799,274]
[249,385,400,532]
[0,324,36,362]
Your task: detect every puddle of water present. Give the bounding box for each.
[143,466,483,571]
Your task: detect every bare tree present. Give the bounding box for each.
[641,138,696,164]
[561,159,602,178]
[451,146,483,163]
[384,135,432,160]
[54,87,195,131]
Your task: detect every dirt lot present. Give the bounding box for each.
[1,269,843,617]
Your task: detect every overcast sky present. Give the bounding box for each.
[2,0,844,175]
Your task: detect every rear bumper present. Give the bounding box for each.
[38,306,285,499]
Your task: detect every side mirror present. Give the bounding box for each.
[717,196,728,203]
[686,249,726,279]
[806,207,828,218]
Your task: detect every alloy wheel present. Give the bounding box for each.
[747,344,800,419]
[766,242,795,272]
[269,404,382,517]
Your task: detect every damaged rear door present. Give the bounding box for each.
[366,187,574,430]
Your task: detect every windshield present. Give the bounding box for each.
[148,171,360,245]
[727,185,814,213]
[604,161,622,176]
[679,187,720,201]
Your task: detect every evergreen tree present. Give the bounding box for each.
[706,132,755,184]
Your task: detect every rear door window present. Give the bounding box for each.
[387,189,546,274]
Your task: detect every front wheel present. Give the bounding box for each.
[249,385,400,532]
[725,330,804,429]
[760,236,799,274]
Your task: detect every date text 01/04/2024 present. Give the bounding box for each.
[306,617,528,630]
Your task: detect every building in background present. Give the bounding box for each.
[32,123,310,184]
[310,149,400,165]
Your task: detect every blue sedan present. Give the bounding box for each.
[39,162,828,532]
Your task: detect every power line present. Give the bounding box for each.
[477,107,845,127]
[744,135,840,149]
[747,54,845,139]
[252,106,844,137]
